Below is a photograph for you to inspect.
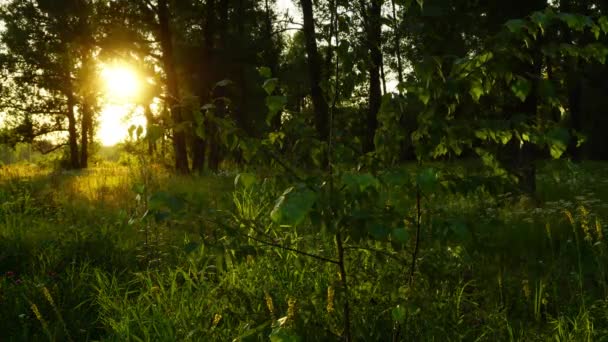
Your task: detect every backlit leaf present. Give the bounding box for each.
[511,77,531,102]
[270,186,317,226]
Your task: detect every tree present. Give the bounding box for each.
[301,0,330,142]
[0,0,99,169]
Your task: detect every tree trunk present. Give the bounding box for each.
[301,0,329,142]
[206,0,230,172]
[80,101,91,168]
[192,0,217,174]
[66,83,80,170]
[144,104,156,156]
[561,0,583,161]
[391,0,404,90]
[363,0,383,153]
[265,0,282,130]
[158,0,189,174]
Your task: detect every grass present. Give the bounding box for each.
[0,160,607,340]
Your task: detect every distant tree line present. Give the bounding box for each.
[0,0,606,184]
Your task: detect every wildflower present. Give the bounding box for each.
[522,279,531,299]
[564,210,575,227]
[596,217,604,241]
[579,206,592,242]
[327,286,335,314]
[286,297,297,322]
[42,287,55,307]
[265,292,275,318]
[212,313,222,327]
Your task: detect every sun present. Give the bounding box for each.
[98,64,144,146]
[101,64,140,101]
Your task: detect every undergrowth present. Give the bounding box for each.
[0,161,607,341]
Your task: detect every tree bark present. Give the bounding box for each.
[158,0,189,174]
[80,100,91,168]
[301,0,329,142]
[66,81,80,169]
[144,104,156,156]
[391,0,404,90]
[363,0,383,153]
[192,0,217,173]
[208,0,230,172]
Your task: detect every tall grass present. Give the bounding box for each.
[0,161,607,340]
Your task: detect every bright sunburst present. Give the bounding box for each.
[101,64,140,100]
[98,63,144,146]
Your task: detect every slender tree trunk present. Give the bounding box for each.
[566,72,582,161]
[158,0,189,174]
[301,0,329,142]
[324,0,336,78]
[207,0,229,172]
[144,104,156,156]
[561,0,583,161]
[391,0,404,90]
[80,101,91,168]
[193,0,217,173]
[363,0,383,153]
[265,0,282,130]
[66,82,80,170]
[380,61,387,95]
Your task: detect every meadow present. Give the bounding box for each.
[1,161,608,341]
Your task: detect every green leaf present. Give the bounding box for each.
[263,78,279,95]
[146,125,164,143]
[258,66,272,78]
[511,77,531,102]
[214,79,233,88]
[469,80,484,102]
[234,173,257,188]
[505,19,526,34]
[380,171,410,187]
[450,221,469,241]
[183,242,200,254]
[136,125,144,139]
[341,173,380,192]
[270,186,317,226]
[531,11,552,34]
[546,127,570,159]
[368,223,390,240]
[149,191,185,213]
[266,96,287,123]
[128,125,136,138]
[269,327,302,342]
[558,13,592,32]
[416,168,438,193]
[392,305,407,323]
[599,16,608,34]
[392,227,410,243]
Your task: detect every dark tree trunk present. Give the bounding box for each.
[362,0,383,153]
[207,0,229,172]
[144,104,156,156]
[265,0,282,130]
[380,60,387,95]
[301,0,329,142]
[561,0,584,161]
[391,0,404,90]
[192,0,217,174]
[158,0,189,174]
[566,72,583,161]
[66,83,80,170]
[80,101,92,168]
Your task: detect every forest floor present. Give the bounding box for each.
[1,161,608,341]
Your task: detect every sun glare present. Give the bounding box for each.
[98,64,144,146]
[102,65,140,100]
